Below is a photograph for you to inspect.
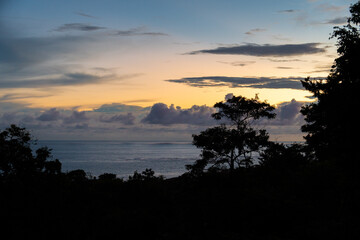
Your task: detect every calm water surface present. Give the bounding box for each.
[37,141,200,179]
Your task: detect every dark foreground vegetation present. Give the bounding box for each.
[1,2,360,239]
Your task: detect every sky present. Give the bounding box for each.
[0,0,356,141]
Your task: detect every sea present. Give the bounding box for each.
[36,141,200,179]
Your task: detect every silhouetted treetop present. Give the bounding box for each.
[188,95,275,174]
[0,124,61,179]
[301,1,360,166]
[212,95,276,128]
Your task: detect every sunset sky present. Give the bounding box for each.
[0,0,356,141]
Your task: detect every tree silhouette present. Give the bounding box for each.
[187,95,275,174]
[259,142,308,171]
[301,1,360,168]
[0,124,61,179]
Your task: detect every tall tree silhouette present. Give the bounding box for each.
[301,1,360,168]
[187,95,275,174]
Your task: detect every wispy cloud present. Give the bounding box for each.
[53,23,106,32]
[0,72,120,89]
[316,3,345,12]
[0,93,53,102]
[188,43,326,57]
[217,61,256,67]
[277,9,298,13]
[324,17,348,25]
[74,12,98,19]
[245,28,267,35]
[165,76,322,90]
[0,35,88,72]
[110,26,168,37]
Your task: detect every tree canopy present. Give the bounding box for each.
[301,1,360,168]
[187,95,275,174]
[0,124,61,179]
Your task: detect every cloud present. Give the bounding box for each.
[276,66,296,70]
[245,28,267,35]
[37,108,61,121]
[99,113,136,125]
[63,111,89,124]
[255,99,306,141]
[188,43,326,57]
[324,17,348,25]
[74,12,98,19]
[0,93,53,101]
[278,9,297,13]
[217,61,256,67]
[165,76,312,90]
[0,34,90,73]
[275,99,304,125]
[111,26,168,37]
[141,103,216,125]
[53,23,106,32]
[267,58,304,63]
[0,96,308,141]
[316,3,345,12]
[93,103,149,113]
[0,72,119,89]
[255,99,304,127]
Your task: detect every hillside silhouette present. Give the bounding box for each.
[1,1,360,239]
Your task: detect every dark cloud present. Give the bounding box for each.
[188,43,326,57]
[72,123,89,130]
[0,72,117,89]
[0,93,52,101]
[74,12,98,19]
[0,35,88,72]
[166,76,309,90]
[217,61,256,67]
[245,28,267,35]
[37,108,61,121]
[276,66,296,69]
[63,111,88,124]
[142,103,216,125]
[1,112,16,123]
[99,113,136,125]
[324,17,348,25]
[278,9,297,13]
[53,23,106,32]
[111,26,168,37]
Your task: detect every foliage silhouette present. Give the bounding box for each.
[187,95,275,174]
[301,1,360,168]
[128,168,164,181]
[98,173,117,181]
[0,124,61,179]
[259,142,309,171]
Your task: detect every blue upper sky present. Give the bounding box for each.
[2,0,354,41]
